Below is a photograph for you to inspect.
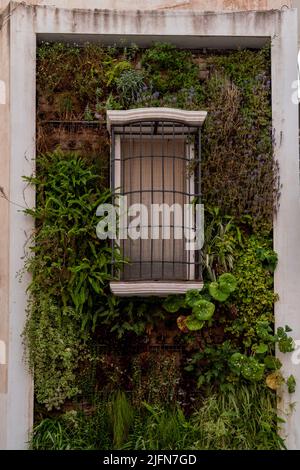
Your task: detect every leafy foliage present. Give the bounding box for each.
[287,375,296,394]
[31,42,289,439]
[162,273,236,333]
[202,48,278,232]
[228,235,279,348]
[108,391,134,449]
[200,206,245,281]
[193,300,215,321]
[185,323,294,389]
[115,69,145,107]
[23,151,123,408]
[30,386,284,450]
[141,43,202,96]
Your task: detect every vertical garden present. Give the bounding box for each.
[25,42,295,449]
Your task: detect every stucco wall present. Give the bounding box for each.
[0,0,293,12]
[0,4,10,449]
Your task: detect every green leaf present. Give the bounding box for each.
[264,356,282,370]
[209,281,229,302]
[256,321,274,342]
[254,343,268,355]
[287,375,296,394]
[229,352,247,375]
[185,315,204,331]
[163,295,186,313]
[218,273,237,294]
[278,336,294,353]
[241,357,265,382]
[186,289,202,308]
[192,299,215,321]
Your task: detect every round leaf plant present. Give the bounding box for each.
[193,299,215,321]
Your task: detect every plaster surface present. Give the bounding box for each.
[0,0,294,13]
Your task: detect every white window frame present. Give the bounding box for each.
[107,108,207,296]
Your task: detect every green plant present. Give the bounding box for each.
[24,297,85,409]
[128,403,189,450]
[98,297,165,338]
[141,43,201,95]
[193,299,215,321]
[106,60,132,86]
[33,42,284,447]
[163,274,236,333]
[185,315,293,389]
[229,353,265,382]
[207,272,238,303]
[201,206,245,281]
[185,341,237,387]
[189,384,285,450]
[84,103,94,121]
[30,387,284,450]
[277,326,295,353]
[183,298,216,332]
[287,375,296,394]
[163,295,186,313]
[202,47,278,232]
[132,352,180,406]
[256,247,278,273]
[108,391,134,449]
[30,405,111,450]
[229,235,279,348]
[115,69,145,106]
[23,150,123,408]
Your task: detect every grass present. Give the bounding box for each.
[30,384,285,450]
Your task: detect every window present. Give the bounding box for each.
[107,108,207,296]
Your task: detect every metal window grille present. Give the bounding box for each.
[110,119,202,282]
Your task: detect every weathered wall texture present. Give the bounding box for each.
[0,4,10,448]
[0,3,34,450]
[0,0,293,12]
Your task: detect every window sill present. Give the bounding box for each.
[110,281,204,297]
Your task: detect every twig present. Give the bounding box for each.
[0,186,27,210]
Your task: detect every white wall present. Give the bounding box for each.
[0,0,293,12]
